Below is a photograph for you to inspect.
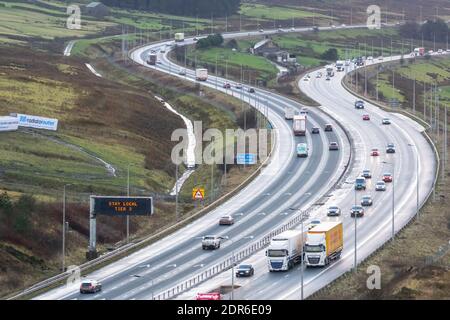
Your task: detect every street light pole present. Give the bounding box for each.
[62,184,71,272]
[127,164,130,243]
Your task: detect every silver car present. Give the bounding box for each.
[375,181,386,191]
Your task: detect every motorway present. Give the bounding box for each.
[36,27,358,300]
[176,56,438,299]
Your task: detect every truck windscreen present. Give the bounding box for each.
[305,245,324,252]
[267,249,287,257]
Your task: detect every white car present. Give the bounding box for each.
[178,69,186,75]
[202,235,221,250]
[438,49,443,54]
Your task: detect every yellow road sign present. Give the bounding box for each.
[192,188,205,200]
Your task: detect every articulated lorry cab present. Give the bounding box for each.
[284,106,294,120]
[335,60,345,71]
[147,53,157,65]
[266,229,306,271]
[305,221,343,267]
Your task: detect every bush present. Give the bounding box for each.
[196,34,224,49]
[320,48,338,61]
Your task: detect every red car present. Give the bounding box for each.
[362,114,370,121]
[383,173,393,182]
[196,292,222,300]
[371,148,380,156]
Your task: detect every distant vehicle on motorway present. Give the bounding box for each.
[196,292,222,300]
[382,118,391,125]
[355,100,365,109]
[248,87,255,93]
[80,280,102,294]
[236,264,254,277]
[235,83,243,89]
[193,37,198,42]
[223,83,231,89]
[350,205,365,217]
[267,229,305,271]
[386,143,396,153]
[316,72,322,78]
[360,195,373,206]
[383,172,393,183]
[311,127,320,134]
[362,114,370,121]
[362,169,372,178]
[324,124,333,131]
[202,235,221,250]
[259,28,264,32]
[308,220,321,230]
[329,142,339,150]
[285,107,294,120]
[375,181,387,191]
[219,215,234,225]
[305,221,343,267]
[327,206,341,216]
[178,68,186,75]
[296,143,309,157]
[195,68,208,81]
[293,115,307,136]
[355,177,367,190]
[371,148,380,156]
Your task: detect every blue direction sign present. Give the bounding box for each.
[237,153,257,165]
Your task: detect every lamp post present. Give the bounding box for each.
[223,235,254,300]
[62,184,72,272]
[382,161,395,240]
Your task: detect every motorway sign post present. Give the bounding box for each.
[236,153,257,165]
[87,196,154,260]
[192,187,205,201]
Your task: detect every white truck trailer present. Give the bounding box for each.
[195,68,208,81]
[305,221,343,267]
[284,107,294,120]
[266,229,306,271]
[293,115,306,136]
[175,32,185,42]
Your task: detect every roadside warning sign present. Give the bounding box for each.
[192,188,205,200]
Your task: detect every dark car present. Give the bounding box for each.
[248,87,255,93]
[350,205,365,218]
[80,280,102,294]
[386,143,395,153]
[360,195,373,206]
[324,124,333,131]
[223,83,231,89]
[311,127,320,134]
[327,206,341,216]
[355,100,365,109]
[236,264,254,277]
[329,142,339,150]
[362,169,372,179]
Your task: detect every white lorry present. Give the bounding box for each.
[335,60,345,71]
[202,235,221,250]
[195,68,208,81]
[305,221,343,267]
[266,229,306,271]
[293,115,306,136]
[175,32,185,42]
[284,107,294,120]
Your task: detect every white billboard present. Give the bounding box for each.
[15,113,58,131]
[0,116,19,132]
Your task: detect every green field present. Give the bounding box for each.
[239,3,331,21]
[188,45,278,81]
[0,1,114,40]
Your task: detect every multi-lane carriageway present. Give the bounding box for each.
[37,25,436,300]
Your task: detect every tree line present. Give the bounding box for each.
[99,0,241,17]
[400,19,449,43]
